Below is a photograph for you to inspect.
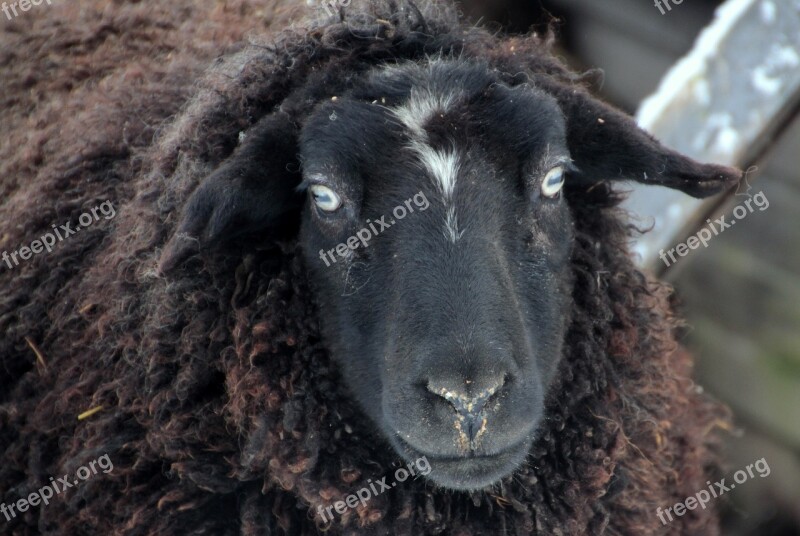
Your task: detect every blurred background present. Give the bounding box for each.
[454,0,800,535]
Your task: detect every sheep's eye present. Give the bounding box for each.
[541,166,565,198]
[310,184,342,212]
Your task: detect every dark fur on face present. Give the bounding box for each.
[1,1,736,534]
[297,60,575,489]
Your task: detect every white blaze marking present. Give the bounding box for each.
[410,141,462,242]
[390,85,464,242]
[392,88,458,138]
[410,142,459,200]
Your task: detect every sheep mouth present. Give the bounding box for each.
[391,434,531,491]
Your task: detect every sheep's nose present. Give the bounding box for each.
[427,375,507,443]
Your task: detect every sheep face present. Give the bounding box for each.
[161,52,738,492]
[298,60,574,490]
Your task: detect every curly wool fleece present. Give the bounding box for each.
[0,1,728,534]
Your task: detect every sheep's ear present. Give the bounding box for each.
[543,82,741,197]
[158,113,302,274]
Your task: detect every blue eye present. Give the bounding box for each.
[310,184,342,212]
[541,166,565,198]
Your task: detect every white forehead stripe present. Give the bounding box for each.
[390,87,464,243]
[391,88,459,138]
[412,142,463,242]
[410,142,458,201]
[444,206,462,243]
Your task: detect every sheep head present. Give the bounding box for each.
[159,57,738,491]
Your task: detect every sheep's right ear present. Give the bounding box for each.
[158,113,302,274]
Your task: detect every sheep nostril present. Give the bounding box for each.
[426,374,507,439]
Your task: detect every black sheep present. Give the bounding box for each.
[0,1,736,534]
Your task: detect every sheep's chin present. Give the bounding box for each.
[390,434,532,491]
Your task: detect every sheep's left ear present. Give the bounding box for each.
[158,113,302,274]
[541,81,741,197]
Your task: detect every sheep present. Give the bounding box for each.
[0,0,739,534]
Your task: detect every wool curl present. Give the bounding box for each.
[0,1,729,534]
